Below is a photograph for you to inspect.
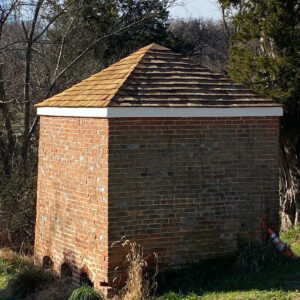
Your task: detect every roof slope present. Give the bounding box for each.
[36,43,279,108]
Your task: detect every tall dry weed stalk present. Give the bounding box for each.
[113,239,158,300]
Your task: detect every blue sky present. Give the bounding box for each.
[169,0,222,20]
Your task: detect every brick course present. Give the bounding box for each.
[34,116,280,290]
[34,117,109,289]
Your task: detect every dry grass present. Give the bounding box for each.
[0,240,158,300]
[27,277,74,300]
[0,231,300,300]
[113,239,158,300]
[0,247,33,269]
[0,248,74,299]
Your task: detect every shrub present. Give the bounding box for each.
[0,171,37,251]
[68,285,103,300]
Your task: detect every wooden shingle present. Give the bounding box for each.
[36,44,280,108]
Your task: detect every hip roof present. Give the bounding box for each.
[36,43,280,108]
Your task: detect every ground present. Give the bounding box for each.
[0,228,299,299]
[159,228,300,300]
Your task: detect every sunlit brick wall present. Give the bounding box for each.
[34,116,109,290]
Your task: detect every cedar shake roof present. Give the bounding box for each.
[36,43,280,108]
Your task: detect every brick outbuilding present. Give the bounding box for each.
[34,44,283,292]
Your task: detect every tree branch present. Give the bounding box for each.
[46,12,155,98]
[32,0,76,43]
[53,10,79,79]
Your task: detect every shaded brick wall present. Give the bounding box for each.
[35,116,280,289]
[108,117,280,283]
[34,116,109,289]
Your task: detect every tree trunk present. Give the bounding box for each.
[21,0,44,167]
[221,7,230,47]
[21,42,32,167]
[280,135,300,230]
[0,65,15,175]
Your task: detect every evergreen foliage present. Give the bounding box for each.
[218,0,300,225]
[219,0,299,115]
[80,0,170,65]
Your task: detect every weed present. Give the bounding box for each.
[113,239,158,300]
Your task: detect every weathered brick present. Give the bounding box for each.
[34,116,280,291]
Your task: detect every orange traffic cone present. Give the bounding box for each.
[268,228,298,259]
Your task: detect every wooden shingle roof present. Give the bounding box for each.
[36,43,279,108]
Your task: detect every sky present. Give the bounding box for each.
[169,0,222,20]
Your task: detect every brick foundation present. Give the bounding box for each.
[34,116,280,290]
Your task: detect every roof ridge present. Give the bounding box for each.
[96,45,153,106]
[108,44,169,104]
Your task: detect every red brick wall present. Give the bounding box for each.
[34,116,109,289]
[35,116,280,289]
[108,117,280,283]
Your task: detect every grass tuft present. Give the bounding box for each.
[68,285,103,300]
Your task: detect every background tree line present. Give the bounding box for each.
[0,0,298,249]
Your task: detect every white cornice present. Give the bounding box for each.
[37,107,283,118]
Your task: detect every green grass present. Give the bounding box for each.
[160,290,300,300]
[0,228,299,299]
[282,226,300,254]
[0,249,33,291]
[68,285,103,300]
[159,227,300,300]
[0,249,73,299]
[0,275,9,287]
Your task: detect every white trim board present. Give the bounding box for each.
[37,107,283,118]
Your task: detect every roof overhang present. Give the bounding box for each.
[37,107,283,118]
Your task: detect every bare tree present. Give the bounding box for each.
[169,18,230,72]
[0,0,19,174]
[0,0,179,173]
